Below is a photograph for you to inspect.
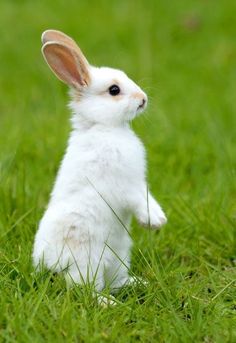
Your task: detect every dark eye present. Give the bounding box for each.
[109,84,120,96]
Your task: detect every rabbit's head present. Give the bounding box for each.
[42,30,147,127]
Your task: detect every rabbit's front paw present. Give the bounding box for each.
[138,203,167,229]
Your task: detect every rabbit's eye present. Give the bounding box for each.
[109,85,120,96]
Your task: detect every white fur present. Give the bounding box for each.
[33,62,167,293]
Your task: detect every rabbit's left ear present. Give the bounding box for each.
[42,41,90,88]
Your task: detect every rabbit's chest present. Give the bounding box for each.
[65,130,146,183]
[100,143,141,168]
[97,136,142,163]
[94,135,146,179]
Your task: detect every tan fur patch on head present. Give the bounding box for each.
[111,94,123,101]
[111,79,119,85]
[132,92,144,100]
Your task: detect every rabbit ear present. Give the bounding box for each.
[41,30,90,70]
[42,30,78,50]
[42,41,90,88]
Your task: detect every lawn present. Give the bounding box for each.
[0,0,235,342]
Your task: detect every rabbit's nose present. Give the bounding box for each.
[141,98,146,107]
[139,98,146,109]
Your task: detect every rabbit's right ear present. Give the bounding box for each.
[42,41,90,88]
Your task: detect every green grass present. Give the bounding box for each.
[0,0,236,341]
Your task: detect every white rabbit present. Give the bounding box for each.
[33,30,167,298]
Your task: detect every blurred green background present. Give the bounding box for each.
[0,0,235,341]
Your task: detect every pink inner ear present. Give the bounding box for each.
[43,43,87,88]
